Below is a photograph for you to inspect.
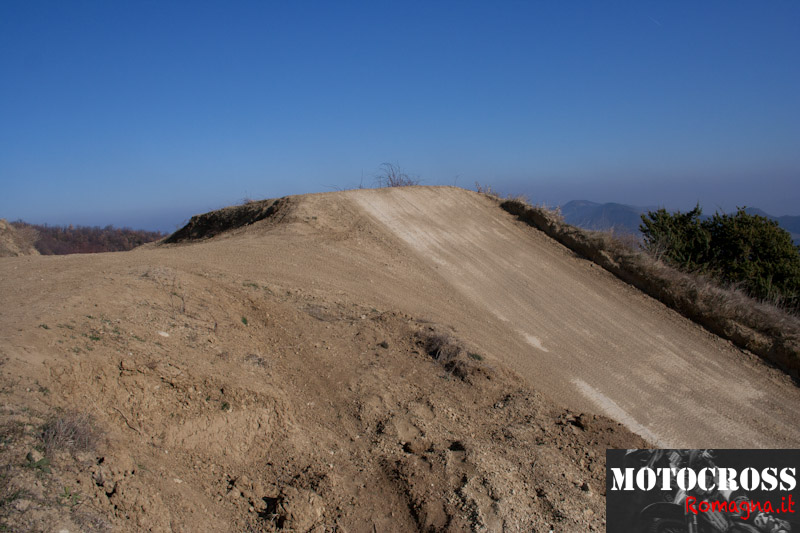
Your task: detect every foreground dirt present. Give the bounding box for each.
[0,186,797,531]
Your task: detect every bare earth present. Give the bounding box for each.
[0,186,797,532]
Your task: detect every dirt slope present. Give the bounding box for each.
[0,219,39,257]
[0,186,797,532]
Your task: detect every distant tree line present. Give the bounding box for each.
[640,206,800,311]
[10,221,166,255]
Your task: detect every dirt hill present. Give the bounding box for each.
[0,219,39,257]
[1,187,797,532]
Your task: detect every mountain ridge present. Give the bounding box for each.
[561,200,800,243]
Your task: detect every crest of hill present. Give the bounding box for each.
[162,186,799,376]
[0,218,39,257]
[163,197,292,243]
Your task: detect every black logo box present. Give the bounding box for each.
[606,449,799,533]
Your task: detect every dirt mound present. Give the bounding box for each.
[164,197,292,243]
[0,219,39,257]
[1,186,798,531]
[0,261,644,532]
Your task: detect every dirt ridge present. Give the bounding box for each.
[164,197,292,244]
[2,186,799,532]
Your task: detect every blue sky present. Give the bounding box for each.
[1,1,799,231]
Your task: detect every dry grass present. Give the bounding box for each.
[413,327,492,383]
[474,182,501,199]
[497,197,800,377]
[41,411,100,457]
[417,330,463,363]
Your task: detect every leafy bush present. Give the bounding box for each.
[640,205,709,269]
[640,207,800,310]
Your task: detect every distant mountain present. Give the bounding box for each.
[559,201,653,235]
[743,208,800,245]
[561,201,800,244]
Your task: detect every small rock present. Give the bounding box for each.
[13,499,31,512]
[27,449,44,463]
[274,486,324,532]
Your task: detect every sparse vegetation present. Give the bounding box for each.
[474,182,500,199]
[375,163,420,187]
[0,472,28,522]
[9,221,165,255]
[23,453,51,473]
[40,411,99,457]
[58,486,80,508]
[414,327,488,383]
[0,412,110,531]
[417,330,462,363]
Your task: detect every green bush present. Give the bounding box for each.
[640,205,709,270]
[640,207,800,310]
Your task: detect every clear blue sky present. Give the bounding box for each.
[2,1,799,231]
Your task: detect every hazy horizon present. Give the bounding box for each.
[2,1,798,231]
[7,183,799,235]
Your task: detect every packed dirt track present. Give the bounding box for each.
[1,186,798,532]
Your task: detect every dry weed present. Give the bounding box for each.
[375,163,420,187]
[417,330,463,363]
[41,411,99,456]
[474,182,500,199]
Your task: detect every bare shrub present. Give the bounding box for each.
[10,220,164,255]
[375,163,419,187]
[41,411,99,456]
[417,330,463,363]
[604,228,642,252]
[474,182,500,199]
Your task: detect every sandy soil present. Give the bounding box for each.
[0,186,796,532]
[0,219,39,258]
